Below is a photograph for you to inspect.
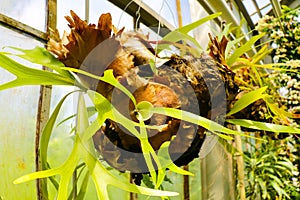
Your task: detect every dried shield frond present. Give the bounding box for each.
[47,10,134,93]
[47,10,133,78]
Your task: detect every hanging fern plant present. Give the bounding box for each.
[0,10,300,200]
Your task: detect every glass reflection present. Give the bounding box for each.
[0,0,46,31]
[0,26,42,199]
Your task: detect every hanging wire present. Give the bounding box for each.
[117,0,134,29]
[117,0,178,59]
[154,0,165,60]
[134,0,142,30]
[164,0,178,29]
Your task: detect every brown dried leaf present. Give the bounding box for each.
[98,13,112,34]
[47,10,120,70]
[208,33,229,68]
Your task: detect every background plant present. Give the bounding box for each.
[243,135,299,200]
[222,5,300,200]
[256,5,300,118]
[208,7,300,199]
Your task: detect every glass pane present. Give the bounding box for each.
[190,158,201,200]
[143,0,178,28]
[0,26,43,199]
[90,0,133,31]
[0,0,46,31]
[256,0,270,8]
[189,1,216,50]
[57,0,85,35]
[242,0,256,15]
[261,4,272,16]
[251,13,260,24]
[140,23,162,40]
[46,86,79,199]
[181,1,192,26]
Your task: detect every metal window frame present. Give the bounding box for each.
[0,1,56,199]
[0,13,48,42]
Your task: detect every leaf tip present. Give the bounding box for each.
[13,177,24,184]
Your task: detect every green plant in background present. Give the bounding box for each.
[243,136,299,200]
[254,5,300,199]
[208,7,300,199]
[256,5,300,118]
[1,10,300,200]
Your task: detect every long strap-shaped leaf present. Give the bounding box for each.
[158,12,222,55]
[227,33,265,66]
[226,119,300,134]
[226,86,268,116]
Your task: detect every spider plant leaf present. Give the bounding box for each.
[178,12,222,34]
[226,119,300,134]
[227,86,268,116]
[225,37,244,60]
[73,171,90,200]
[264,98,299,119]
[258,178,268,199]
[56,105,98,128]
[158,13,221,56]
[277,160,295,171]
[159,31,202,56]
[227,33,265,66]
[251,45,273,64]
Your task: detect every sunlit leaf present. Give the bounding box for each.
[56,107,96,127]
[150,107,259,140]
[178,12,222,34]
[16,93,179,200]
[226,119,300,133]
[225,37,244,60]
[157,140,194,176]
[264,97,298,119]
[88,90,140,138]
[61,68,136,106]
[258,178,268,199]
[158,13,221,56]
[136,101,154,121]
[227,33,265,66]
[159,32,202,56]
[227,86,268,116]
[251,45,273,64]
[3,46,72,77]
[40,91,77,170]
[0,54,75,91]
[75,171,90,200]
